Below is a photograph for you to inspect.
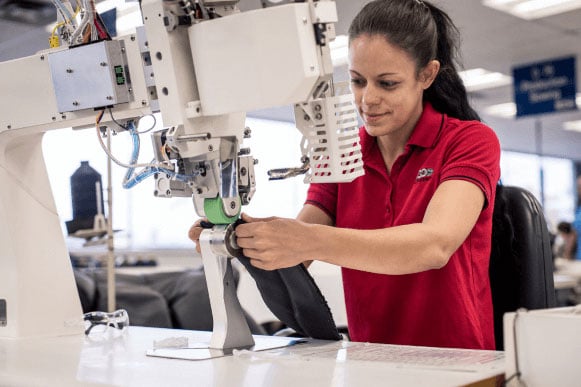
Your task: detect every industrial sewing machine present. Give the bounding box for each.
[0,0,363,351]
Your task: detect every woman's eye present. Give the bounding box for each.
[350,78,365,87]
[380,80,398,89]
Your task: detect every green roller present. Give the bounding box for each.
[204,197,240,225]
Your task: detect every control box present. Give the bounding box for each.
[48,40,131,113]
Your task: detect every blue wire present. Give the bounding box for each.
[121,121,199,189]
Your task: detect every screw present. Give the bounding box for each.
[73,101,79,106]
[7,125,11,129]
[100,62,107,67]
[142,100,147,106]
[106,96,113,100]
[166,190,171,195]
[240,167,247,176]
[208,145,213,151]
[315,113,323,120]
[314,104,322,112]
[196,188,203,194]
[304,114,310,121]
[66,68,73,73]
[230,201,236,209]
[131,36,136,41]
[61,114,67,119]
[40,55,45,60]
[52,117,56,121]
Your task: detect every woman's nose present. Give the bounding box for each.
[361,85,380,106]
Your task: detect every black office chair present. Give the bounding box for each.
[489,184,556,350]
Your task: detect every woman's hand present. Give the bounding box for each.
[235,213,317,270]
[188,218,206,254]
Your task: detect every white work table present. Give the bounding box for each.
[0,327,505,387]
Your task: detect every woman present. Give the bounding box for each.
[190,0,500,350]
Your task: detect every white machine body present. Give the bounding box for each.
[504,306,581,387]
[0,0,363,345]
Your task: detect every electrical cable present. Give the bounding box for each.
[502,309,524,386]
[70,0,92,44]
[135,114,157,134]
[95,111,198,190]
[52,0,74,24]
[108,107,128,130]
[95,111,158,169]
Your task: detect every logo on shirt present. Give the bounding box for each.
[416,168,434,181]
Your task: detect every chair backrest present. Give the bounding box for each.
[489,185,556,350]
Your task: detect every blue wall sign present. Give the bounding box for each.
[513,56,577,117]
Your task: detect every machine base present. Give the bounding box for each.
[145,335,306,360]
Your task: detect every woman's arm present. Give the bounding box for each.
[235,179,485,274]
[187,202,333,255]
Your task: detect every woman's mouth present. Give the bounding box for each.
[363,112,387,124]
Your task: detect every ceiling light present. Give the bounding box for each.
[482,0,581,20]
[483,102,517,118]
[459,68,512,92]
[563,120,581,132]
[0,1,56,25]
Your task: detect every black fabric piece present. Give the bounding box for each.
[236,256,341,341]
[200,219,342,340]
[489,184,556,350]
[232,220,340,341]
[237,261,300,330]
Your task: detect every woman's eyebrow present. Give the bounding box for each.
[348,70,399,77]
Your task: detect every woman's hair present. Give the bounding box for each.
[348,0,480,121]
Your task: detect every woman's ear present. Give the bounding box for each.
[420,60,440,89]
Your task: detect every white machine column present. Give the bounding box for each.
[199,226,254,350]
[0,132,83,337]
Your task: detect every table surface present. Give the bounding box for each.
[0,326,505,387]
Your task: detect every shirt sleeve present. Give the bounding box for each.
[439,121,501,208]
[305,182,338,221]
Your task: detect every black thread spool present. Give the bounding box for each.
[66,161,104,234]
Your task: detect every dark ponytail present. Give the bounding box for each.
[348,0,480,121]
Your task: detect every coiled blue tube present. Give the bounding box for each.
[122,122,198,189]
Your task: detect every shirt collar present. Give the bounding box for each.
[407,102,444,148]
[360,102,445,154]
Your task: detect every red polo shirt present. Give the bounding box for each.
[306,103,500,350]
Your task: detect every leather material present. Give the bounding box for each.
[236,256,342,341]
[489,185,556,350]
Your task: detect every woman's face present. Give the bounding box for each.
[348,34,438,140]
